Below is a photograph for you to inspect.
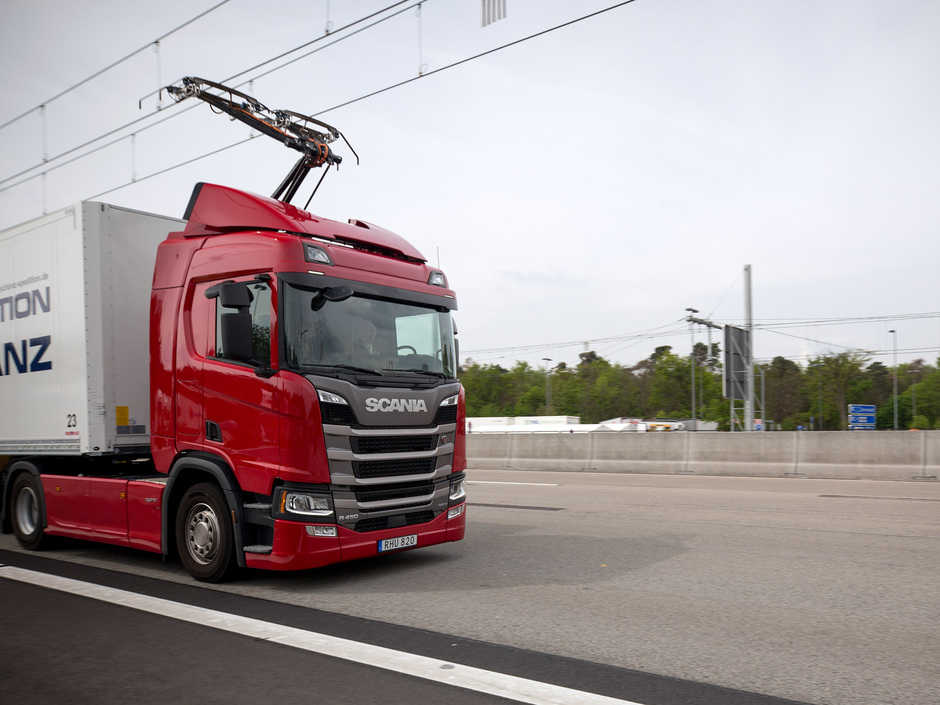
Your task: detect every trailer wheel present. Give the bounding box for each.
[10,473,48,550]
[176,483,237,582]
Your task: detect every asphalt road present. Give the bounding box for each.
[2,471,938,705]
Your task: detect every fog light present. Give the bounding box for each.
[447,504,465,520]
[305,526,338,537]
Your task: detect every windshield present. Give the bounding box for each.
[282,283,457,379]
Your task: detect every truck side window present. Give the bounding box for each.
[215,281,272,364]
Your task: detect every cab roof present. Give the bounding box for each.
[180,182,427,263]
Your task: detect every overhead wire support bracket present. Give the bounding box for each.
[163,76,358,205]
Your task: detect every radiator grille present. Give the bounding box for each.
[353,511,437,533]
[434,405,458,425]
[353,457,436,479]
[351,435,436,454]
[321,402,357,425]
[353,482,435,504]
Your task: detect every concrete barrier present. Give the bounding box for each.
[467,431,940,481]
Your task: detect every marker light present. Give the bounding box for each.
[304,243,333,265]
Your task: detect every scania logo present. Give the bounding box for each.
[365,397,428,413]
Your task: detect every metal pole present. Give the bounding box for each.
[686,308,698,431]
[760,366,766,431]
[744,265,754,431]
[889,330,898,429]
[542,358,552,415]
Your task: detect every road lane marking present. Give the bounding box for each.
[468,481,559,486]
[0,565,644,705]
[470,503,564,512]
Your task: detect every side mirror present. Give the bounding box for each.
[220,312,253,361]
[311,285,354,311]
[207,281,255,362]
[218,281,253,308]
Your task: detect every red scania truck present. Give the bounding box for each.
[0,80,466,582]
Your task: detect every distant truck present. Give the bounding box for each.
[0,184,467,581]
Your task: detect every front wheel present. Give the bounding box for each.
[10,472,49,551]
[175,483,237,582]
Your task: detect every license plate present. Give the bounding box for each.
[378,534,418,553]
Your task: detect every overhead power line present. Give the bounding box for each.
[0,0,232,132]
[0,0,419,191]
[8,0,644,205]
[312,0,640,116]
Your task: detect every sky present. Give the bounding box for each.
[1,0,938,373]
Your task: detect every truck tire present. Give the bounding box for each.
[176,483,237,583]
[10,472,48,551]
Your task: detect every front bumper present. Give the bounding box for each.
[243,501,466,571]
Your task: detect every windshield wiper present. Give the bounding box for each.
[301,363,384,376]
[391,368,447,379]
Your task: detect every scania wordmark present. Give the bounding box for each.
[0,79,466,581]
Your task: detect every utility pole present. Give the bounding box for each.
[542,358,553,415]
[889,329,898,429]
[685,308,698,431]
[744,264,754,431]
[686,312,722,431]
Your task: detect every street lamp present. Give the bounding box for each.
[542,358,552,415]
[908,369,919,426]
[888,330,898,429]
[685,308,698,431]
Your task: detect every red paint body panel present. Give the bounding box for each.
[202,360,281,495]
[126,480,165,553]
[183,184,427,263]
[41,475,129,546]
[39,477,163,554]
[277,373,330,485]
[244,506,466,571]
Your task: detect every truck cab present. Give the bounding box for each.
[150,183,467,579]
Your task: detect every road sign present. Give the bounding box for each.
[849,414,876,425]
[848,404,876,415]
[848,404,876,430]
[723,325,749,401]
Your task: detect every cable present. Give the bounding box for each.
[0,0,423,190]
[312,0,639,117]
[0,0,232,132]
[85,136,255,201]
[7,0,644,204]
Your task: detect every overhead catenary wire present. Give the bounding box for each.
[0,0,233,132]
[0,0,423,191]
[11,0,644,204]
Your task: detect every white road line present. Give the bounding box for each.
[467,481,559,487]
[0,565,644,705]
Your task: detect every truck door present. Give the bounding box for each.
[202,278,280,495]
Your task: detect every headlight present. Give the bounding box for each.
[449,476,466,503]
[440,394,459,407]
[279,491,333,517]
[318,389,348,405]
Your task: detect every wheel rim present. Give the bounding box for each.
[184,502,220,566]
[14,485,39,535]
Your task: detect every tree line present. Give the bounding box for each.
[459,346,940,430]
